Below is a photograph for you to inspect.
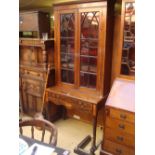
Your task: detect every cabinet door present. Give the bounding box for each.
[21,79,44,113]
[78,8,106,90]
[120,1,135,76]
[56,10,77,85]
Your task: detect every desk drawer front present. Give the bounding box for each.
[106,117,135,135]
[109,108,134,123]
[47,93,73,109]
[103,140,135,155]
[47,92,92,113]
[76,100,92,113]
[48,96,58,105]
[105,128,135,148]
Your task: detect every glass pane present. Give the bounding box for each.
[81,12,99,38]
[61,38,74,53]
[68,54,74,69]
[60,14,74,37]
[68,70,74,84]
[60,13,75,83]
[61,53,68,68]
[121,2,135,76]
[89,74,96,88]
[89,57,97,73]
[61,53,74,69]
[61,70,68,83]
[81,57,89,72]
[61,69,74,84]
[80,72,96,88]
[80,11,99,88]
[81,39,98,56]
[80,56,97,73]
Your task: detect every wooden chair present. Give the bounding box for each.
[19,118,57,146]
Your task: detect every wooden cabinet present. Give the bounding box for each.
[46,0,114,113]
[111,0,135,82]
[45,0,115,154]
[101,78,135,155]
[19,38,55,116]
[19,11,50,38]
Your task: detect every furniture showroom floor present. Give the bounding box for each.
[21,116,103,155]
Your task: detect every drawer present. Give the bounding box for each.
[48,92,59,99]
[106,117,134,135]
[19,12,38,31]
[105,127,135,148]
[108,108,134,123]
[59,99,73,109]
[47,93,92,112]
[48,96,59,105]
[47,93,73,109]
[103,139,135,155]
[74,100,92,113]
[60,95,77,104]
[20,69,46,81]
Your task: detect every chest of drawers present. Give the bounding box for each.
[101,78,135,155]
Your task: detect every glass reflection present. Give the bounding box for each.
[121,2,135,76]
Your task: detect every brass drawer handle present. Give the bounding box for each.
[118,124,125,129]
[120,114,127,119]
[115,148,122,154]
[117,136,124,141]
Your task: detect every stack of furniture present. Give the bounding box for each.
[19,11,55,116]
[101,78,135,155]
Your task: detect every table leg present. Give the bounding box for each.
[90,111,98,155]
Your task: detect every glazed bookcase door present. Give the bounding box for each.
[60,12,76,84]
[78,8,106,91]
[55,5,106,93]
[120,1,135,76]
[56,10,77,86]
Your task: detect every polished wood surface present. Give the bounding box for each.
[106,78,135,112]
[101,78,135,155]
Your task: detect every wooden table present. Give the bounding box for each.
[20,135,70,155]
